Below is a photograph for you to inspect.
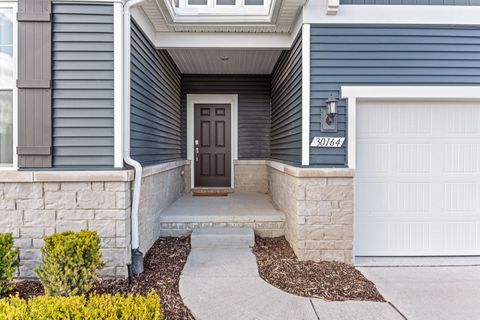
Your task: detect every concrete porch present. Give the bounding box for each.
[159,193,286,237]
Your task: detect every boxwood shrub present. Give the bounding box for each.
[34,230,105,296]
[0,233,19,294]
[0,290,163,320]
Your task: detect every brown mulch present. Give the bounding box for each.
[4,237,194,320]
[253,236,384,302]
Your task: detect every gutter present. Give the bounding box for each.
[123,0,147,275]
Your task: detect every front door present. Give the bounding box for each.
[194,104,231,187]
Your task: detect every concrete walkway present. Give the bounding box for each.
[359,266,480,320]
[180,246,403,320]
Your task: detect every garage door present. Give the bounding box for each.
[355,100,480,256]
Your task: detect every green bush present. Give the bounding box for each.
[0,290,163,320]
[0,233,19,294]
[34,230,105,296]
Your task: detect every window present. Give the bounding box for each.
[0,6,14,166]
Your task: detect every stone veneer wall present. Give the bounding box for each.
[0,171,133,278]
[137,161,188,254]
[234,160,269,193]
[267,162,354,264]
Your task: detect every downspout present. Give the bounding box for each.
[123,0,146,275]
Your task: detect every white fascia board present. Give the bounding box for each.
[154,31,291,48]
[52,0,123,2]
[131,7,159,42]
[303,3,480,25]
[341,85,480,169]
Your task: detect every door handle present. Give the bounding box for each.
[195,147,199,162]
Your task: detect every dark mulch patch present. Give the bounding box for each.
[253,236,384,302]
[3,237,194,320]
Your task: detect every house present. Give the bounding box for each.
[0,0,479,278]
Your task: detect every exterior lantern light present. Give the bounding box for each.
[325,95,337,125]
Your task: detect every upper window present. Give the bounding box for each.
[0,7,14,166]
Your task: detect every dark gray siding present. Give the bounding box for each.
[341,0,480,4]
[310,25,480,166]
[182,75,271,159]
[130,20,182,165]
[271,33,302,165]
[52,3,114,168]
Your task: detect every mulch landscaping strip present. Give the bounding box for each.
[253,236,385,302]
[4,237,194,320]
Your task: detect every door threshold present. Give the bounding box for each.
[192,187,234,197]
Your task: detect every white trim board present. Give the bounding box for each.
[113,2,123,168]
[303,3,480,25]
[341,86,480,169]
[186,94,238,189]
[301,23,310,166]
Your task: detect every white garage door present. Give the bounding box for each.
[356,100,480,256]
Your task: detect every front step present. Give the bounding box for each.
[191,228,254,249]
[191,188,234,196]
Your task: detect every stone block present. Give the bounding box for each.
[57,209,94,220]
[20,227,45,238]
[20,249,41,260]
[305,240,335,250]
[16,199,44,210]
[76,191,115,209]
[101,238,116,248]
[92,182,104,191]
[19,260,41,278]
[331,212,353,225]
[88,220,116,238]
[305,186,353,201]
[56,220,87,233]
[98,266,116,278]
[0,227,19,237]
[305,216,331,225]
[101,249,126,267]
[116,220,127,237]
[0,199,16,210]
[95,209,126,220]
[321,250,346,262]
[323,225,345,240]
[43,183,60,191]
[24,210,55,227]
[45,191,76,209]
[14,238,32,249]
[334,240,353,250]
[327,177,353,186]
[32,239,44,248]
[4,183,42,200]
[105,182,129,192]
[61,182,91,191]
[0,210,22,226]
[115,191,131,209]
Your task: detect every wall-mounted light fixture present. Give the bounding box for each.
[325,95,337,125]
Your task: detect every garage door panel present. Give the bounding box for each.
[356,100,480,256]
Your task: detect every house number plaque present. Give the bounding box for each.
[310,137,345,148]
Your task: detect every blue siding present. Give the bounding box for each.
[181,75,271,160]
[271,33,302,165]
[130,20,182,166]
[341,0,480,5]
[310,25,480,166]
[52,2,114,168]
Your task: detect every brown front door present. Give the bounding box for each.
[194,104,231,187]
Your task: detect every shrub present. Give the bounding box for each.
[34,230,105,296]
[0,233,19,294]
[0,290,163,320]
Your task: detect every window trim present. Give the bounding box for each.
[0,2,17,170]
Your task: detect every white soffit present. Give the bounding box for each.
[168,49,282,74]
[139,0,304,33]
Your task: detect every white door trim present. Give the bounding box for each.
[341,86,480,169]
[187,94,238,189]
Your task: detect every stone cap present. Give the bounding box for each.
[266,160,355,178]
[0,169,134,182]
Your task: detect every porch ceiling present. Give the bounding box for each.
[168,48,283,74]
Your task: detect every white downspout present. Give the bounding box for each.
[123,0,146,274]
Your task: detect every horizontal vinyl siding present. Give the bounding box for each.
[341,0,480,4]
[130,20,182,165]
[310,25,480,166]
[270,32,302,165]
[182,75,271,159]
[52,3,114,168]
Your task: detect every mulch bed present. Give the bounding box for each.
[253,236,384,302]
[4,237,194,320]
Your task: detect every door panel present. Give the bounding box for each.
[194,104,231,187]
[356,101,480,256]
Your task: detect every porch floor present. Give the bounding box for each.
[159,193,286,237]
